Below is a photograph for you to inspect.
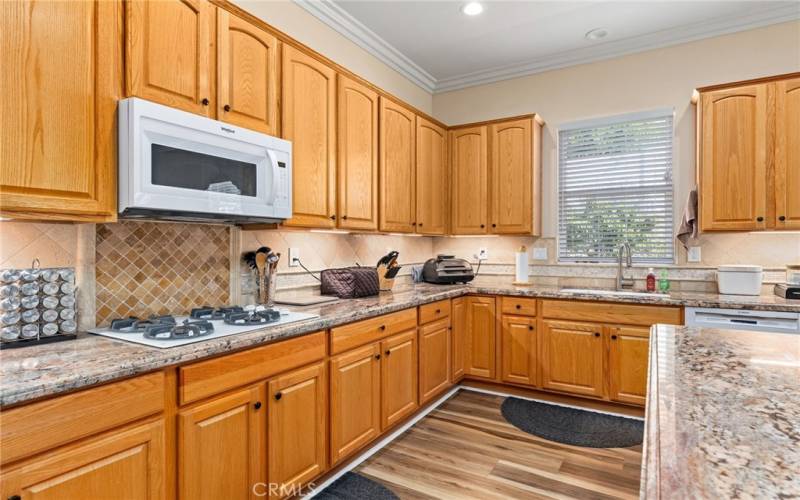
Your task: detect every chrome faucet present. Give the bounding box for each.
[617,242,634,290]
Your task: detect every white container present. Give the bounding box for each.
[716,265,763,296]
[786,265,800,286]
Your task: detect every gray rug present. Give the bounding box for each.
[500,397,643,448]
[315,472,398,500]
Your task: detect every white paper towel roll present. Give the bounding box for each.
[515,246,529,284]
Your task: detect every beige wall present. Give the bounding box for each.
[433,20,800,268]
[235,0,433,113]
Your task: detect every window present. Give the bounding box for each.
[558,110,674,264]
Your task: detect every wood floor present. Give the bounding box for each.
[352,390,642,500]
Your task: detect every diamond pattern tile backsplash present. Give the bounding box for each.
[95,221,230,326]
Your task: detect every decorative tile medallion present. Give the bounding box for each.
[95,221,230,325]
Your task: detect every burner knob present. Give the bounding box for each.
[274,392,282,401]
[254,401,262,410]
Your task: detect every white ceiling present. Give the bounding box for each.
[294,0,800,92]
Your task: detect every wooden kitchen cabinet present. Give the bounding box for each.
[416,117,449,235]
[540,319,605,398]
[490,118,540,235]
[178,384,266,499]
[330,344,381,465]
[282,45,337,228]
[607,326,650,406]
[379,97,417,233]
[450,126,489,234]
[0,420,165,500]
[337,75,379,231]
[268,362,327,495]
[381,330,419,429]
[419,318,451,403]
[126,0,215,116]
[775,76,800,229]
[216,9,279,135]
[0,0,120,221]
[465,296,497,379]
[451,297,467,381]
[500,315,538,387]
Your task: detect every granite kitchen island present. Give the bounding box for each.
[642,324,800,498]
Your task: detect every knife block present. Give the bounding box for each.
[377,264,396,291]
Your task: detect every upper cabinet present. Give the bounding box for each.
[217,9,279,135]
[126,0,215,116]
[450,126,489,234]
[0,0,121,221]
[416,117,449,235]
[281,45,338,228]
[379,97,417,233]
[696,72,800,232]
[337,76,379,231]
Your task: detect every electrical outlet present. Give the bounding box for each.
[476,248,488,261]
[532,247,547,260]
[687,246,701,263]
[288,247,300,267]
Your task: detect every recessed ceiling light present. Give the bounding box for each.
[462,2,483,16]
[585,28,609,41]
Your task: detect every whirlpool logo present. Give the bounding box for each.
[220,126,236,134]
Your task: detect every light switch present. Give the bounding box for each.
[532,247,547,260]
[687,246,701,263]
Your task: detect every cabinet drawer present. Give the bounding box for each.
[500,296,537,316]
[419,299,451,325]
[331,308,417,355]
[179,331,326,405]
[541,299,681,326]
[0,372,164,466]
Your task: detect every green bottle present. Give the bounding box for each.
[658,269,670,293]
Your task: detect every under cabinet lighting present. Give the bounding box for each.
[461,2,483,16]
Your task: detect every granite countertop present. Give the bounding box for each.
[641,324,800,498]
[2,278,799,407]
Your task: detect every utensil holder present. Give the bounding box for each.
[259,269,278,307]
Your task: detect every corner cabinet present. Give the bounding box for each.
[0,0,121,221]
[696,72,800,231]
[450,126,489,234]
[379,98,417,233]
[416,117,449,235]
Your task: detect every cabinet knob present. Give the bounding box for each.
[516,304,521,309]
[435,309,441,314]
[274,392,282,401]
[223,104,231,112]
[611,335,618,340]
[756,216,764,222]
[375,354,381,360]
[480,224,485,229]
[254,401,262,410]
[492,224,497,228]
[201,98,210,106]
[329,214,336,220]
[385,349,391,356]
[379,325,386,331]
[528,326,533,331]
[779,215,786,222]
[8,495,21,500]
[418,223,423,227]
[342,215,348,220]
[594,332,600,337]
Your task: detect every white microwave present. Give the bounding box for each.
[118,98,291,223]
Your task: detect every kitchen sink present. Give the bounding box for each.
[560,288,670,299]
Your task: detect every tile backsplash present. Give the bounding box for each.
[94,221,231,325]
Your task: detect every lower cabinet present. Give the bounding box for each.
[465,296,497,379]
[330,343,382,465]
[1,420,165,500]
[419,318,451,403]
[540,319,605,398]
[500,315,537,387]
[381,330,419,429]
[178,384,267,499]
[451,297,466,381]
[268,362,327,496]
[607,326,650,405]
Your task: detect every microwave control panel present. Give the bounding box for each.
[271,149,291,210]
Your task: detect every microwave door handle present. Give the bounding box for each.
[267,149,279,203]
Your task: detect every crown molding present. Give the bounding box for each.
[294,1,799,95]
[293,0,437,93]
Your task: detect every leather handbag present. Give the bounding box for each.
[320,267,380,299]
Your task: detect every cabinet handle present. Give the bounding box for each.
[223,104,231,112]
[779,215,786,222]
[385,349,391,356]
[594,332,600,337]
[254,401,262,410]
[274,392,282,401]
[757,216,764,222]
[329,214,336,220]
[201,98,210,106]
[611,335,618,340]
[375,354,381,360]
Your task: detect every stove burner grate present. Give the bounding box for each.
[110,315,176,332]
[143,320,215,340]
[224,309,281,326]
[190,306,244,320]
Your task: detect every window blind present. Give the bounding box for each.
[558,111,674,264]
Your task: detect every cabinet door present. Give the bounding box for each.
[1,0,120,220]
[330,344,381,465]
[217,9,279,134]
[282,45,337,228]
[1,420,164,500]
[268,362,327,495]
[608,326,650,406]
[490,118,533,234]
[465,296,496,379]
[416,117,448,235]
[379,97,416,233]
[500,315,537,387]
[179,385,266,499]
[775,77,800,230]
[126,0,214,116]
[450,127,489,234]
[699,84,768,231]
[337,75,379,231]
[419,318,451,403]
[451,297,466,381]
[381,330,418,429]
[541,320,605,397]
